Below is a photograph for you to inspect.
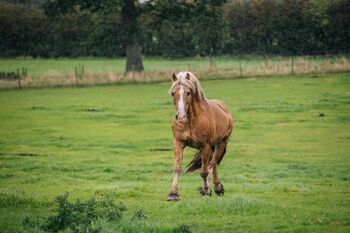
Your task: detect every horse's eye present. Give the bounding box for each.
[171,92,175,97]
[187,92,191,96]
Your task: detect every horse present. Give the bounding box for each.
[167,71,233,201]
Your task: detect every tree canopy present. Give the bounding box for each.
[0,0,349,58]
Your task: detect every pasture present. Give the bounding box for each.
[0,56,349,88]
[0,73,349,232]
[0,56,313,76]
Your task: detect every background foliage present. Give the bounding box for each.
[0,0,349,58]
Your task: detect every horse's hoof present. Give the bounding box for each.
[199,187,212,196]
[167,192,180,201]
[214,184,224,196]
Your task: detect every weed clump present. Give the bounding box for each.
[20,192,192,233]
[172,224,192,233]
[132,209,148,220]
[22,192,126,233]
[45,192,126,232]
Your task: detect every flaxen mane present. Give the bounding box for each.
[169,71,207,102]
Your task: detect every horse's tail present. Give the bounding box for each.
[217,145,226,165]
[185,145,227,173]
[185,150,202,173]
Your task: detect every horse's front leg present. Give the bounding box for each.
[199,144,213,196]
[167,139,184,201]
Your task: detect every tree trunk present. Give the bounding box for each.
[125,39,144,72]
[122,0,144,73]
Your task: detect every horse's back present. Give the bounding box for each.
[208,99,230,113]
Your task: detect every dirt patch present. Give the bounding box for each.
[83,108,99,112]
[149,148,172,152]
[0,152,40,157]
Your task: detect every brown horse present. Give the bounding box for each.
[167,71,233,201]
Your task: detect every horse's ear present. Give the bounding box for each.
[185,73,190,80]
[172,73,178,82]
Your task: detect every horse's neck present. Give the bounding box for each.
[188,99,206,125]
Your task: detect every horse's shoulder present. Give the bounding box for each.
[207,99,229,112]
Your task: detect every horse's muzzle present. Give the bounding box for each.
[176,112,188,123]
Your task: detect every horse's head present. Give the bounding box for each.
[170,72,192,123]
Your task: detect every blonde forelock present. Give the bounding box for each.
[169,71,207,102]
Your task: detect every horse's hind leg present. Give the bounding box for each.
[199,144,213,196]
[210,141,227,196]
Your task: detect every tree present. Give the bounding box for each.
[192,0,226,65]
[43,0,144,73]
[85,9,125,57]
[224,0,279,55]
[0,2,47,57]
[141,0,227,59]
[273,0,310,55]
[327,0,350,53]
[146,0,196,57]
[121,0,144,72]
[224,0,259,54]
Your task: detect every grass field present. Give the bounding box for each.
[0,56,349,88]
[0,73,349,232]
[0,56,293,76]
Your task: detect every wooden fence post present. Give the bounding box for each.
[74,67,78,86]
[132,65,135,82]
[74,64,84,86]
[16,69,22,89]
[291,56,295,75]
[81,65,84,78]
[209,56,216,69]
[239,57,243,77]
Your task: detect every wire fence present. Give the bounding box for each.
[0,55,349,89]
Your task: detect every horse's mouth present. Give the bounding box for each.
[177,119,188,123]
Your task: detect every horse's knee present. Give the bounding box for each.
[173,167,181,174]
[200,171,209,179]
[209,160,217,168]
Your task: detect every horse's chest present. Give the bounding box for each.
[181,130,205,149]
[173,121,208,149]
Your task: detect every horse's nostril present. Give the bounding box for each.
[175,113,179,120]
[178,114,186,120]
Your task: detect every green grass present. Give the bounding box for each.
[0,56,267,76]
[0,56,348,77]
[0,73,349,232]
